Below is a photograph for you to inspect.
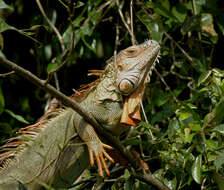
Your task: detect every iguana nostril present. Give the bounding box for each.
[119,79,135,94]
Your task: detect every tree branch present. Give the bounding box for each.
[0,57,170,190]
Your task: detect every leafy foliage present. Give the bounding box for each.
[1,0,224,189]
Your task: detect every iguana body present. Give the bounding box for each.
[0,40,160,189]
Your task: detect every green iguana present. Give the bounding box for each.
[0,39,160,190]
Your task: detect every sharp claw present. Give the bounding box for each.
[96,153,104,178]
[102,143,113,150]
[100,153,110,176]
[103,149,115,163]
[88,148,94,166]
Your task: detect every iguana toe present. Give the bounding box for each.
[87,141,114,178]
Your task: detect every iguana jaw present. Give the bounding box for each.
[118,40,160,126]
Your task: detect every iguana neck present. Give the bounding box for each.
[87,62,123,103]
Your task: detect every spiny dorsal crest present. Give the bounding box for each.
[0,108,63,170]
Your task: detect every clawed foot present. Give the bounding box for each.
[87,141,114,178]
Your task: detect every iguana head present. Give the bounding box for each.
[114,40,160,126]
[115,39,160,95]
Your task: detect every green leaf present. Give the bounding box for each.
[81,34,96,53]
[88,9,102,24]
[167,119,180,138]
[0,17,16,33]
[0,0,13,10]
[140,121,160,133]
[213,172,224,190]
[0,122,12,135]
[212,68,224,77]
[164,177,177,190]
[147,1,175,20]
[213,98,224,123]
[157,93,170,106]
[171,4,187,23]
[214,152,224,169]
[178,111,191,121]
[201,13,213,26]
[44,44,52,61]
[153,168,164,181]
[0,17,38,43]
[0,82,4,115]
[74,1,85,8]
[201,13,217,38]
[136,10,163,42]
[217,15,224,36]
[47,62,59,73]
[5,109,29,124]
[123,169,131,179]
[213,124,224,135]
[205,139,218,150]
[0,49,5,58]
[192,155,202,184]
[124,138,141,146]
[191,124,201,131]
[0,33,3,49]
[181,15,201,34]
[197,70,211,86]
[194,0,206,13]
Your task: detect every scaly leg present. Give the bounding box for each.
[75,118,114,178]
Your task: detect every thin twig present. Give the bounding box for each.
[81,0,113,28]
[170,41,192,81]
[170,64,193,81]
[116,0,136,44]
[201,178,207,190]
[170,41,195,94]
[0,57,170,190]
[140,100,154,139]
[44,49,69,85]
[154,67,179,104]
[0,71,15,77]
[130,0,136,45]
[114,23,120,64]
[164,32,193,63]
[53,73,60,91]
[46,2,76,88]
[36,0,68,87]
[36,0,65,52]
[67,4,75,54]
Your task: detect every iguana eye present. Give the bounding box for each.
[125,48,139,57]
[126,49,136,54]
[117,65,123,71]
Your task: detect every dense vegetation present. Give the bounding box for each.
[0,0,224,189]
